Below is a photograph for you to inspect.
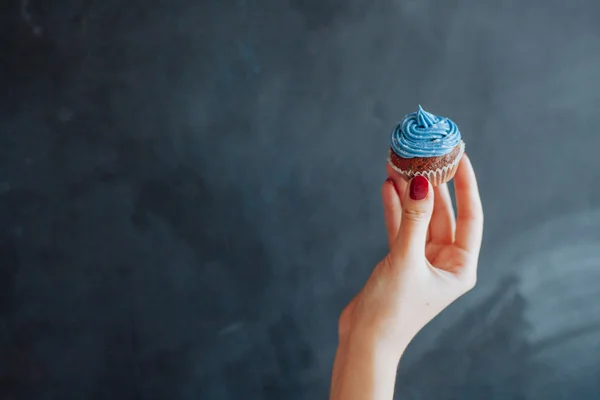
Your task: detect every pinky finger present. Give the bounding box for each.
[454,154,484,255]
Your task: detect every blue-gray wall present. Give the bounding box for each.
[2,0,600,398]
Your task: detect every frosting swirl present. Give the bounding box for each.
[390,105,462,158]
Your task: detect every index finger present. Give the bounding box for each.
[386,163,407,205]
[453,154,484,255]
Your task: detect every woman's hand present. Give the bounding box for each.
[330,155,484,400]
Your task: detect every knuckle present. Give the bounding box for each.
[338,303,355,336]
[474,206,484,221]
[461,212,481,223]
[403,207,430,223]
[475,203,485,221]
[464,274,477,291]
[381,254,395,273]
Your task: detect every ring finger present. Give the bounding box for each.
[428,183,456,244]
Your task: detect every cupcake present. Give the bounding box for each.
[388,105,465,187]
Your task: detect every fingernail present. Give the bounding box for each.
[409,176,429,200]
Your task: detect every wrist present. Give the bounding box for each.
[343,320,414,360]
[331,331,405,400]
[344,327,407,365]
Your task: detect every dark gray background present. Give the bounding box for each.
[1,0,600,398]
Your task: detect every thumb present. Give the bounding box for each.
[393,176,434,258]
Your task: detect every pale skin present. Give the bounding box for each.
[330,155,484,400]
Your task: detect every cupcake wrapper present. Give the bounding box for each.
[387,141,465,187]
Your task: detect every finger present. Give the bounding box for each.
[429,183,456,244]
[386,164,407,206]
[454,154,484,255]
[392,176,434,260]
[382,179,402,250]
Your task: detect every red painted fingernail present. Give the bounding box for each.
[409,176,429,200]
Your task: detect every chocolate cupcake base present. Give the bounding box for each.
[387,141,465,187]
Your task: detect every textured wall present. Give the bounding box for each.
[1,0,600,398]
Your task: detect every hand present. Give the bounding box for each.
[330,155,484,400]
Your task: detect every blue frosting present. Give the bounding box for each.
[390,105,462,158]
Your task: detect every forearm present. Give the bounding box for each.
[330,331,407,400]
